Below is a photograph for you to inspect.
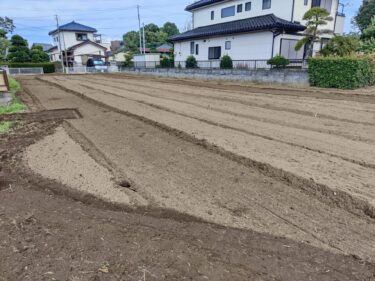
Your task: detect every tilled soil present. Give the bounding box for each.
[16,75,375,265]
[0,80,373,280]
[39,74,375,219]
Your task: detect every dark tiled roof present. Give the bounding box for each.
[49,21,97,35]
[186,0,227,11]
[168,14,305,42]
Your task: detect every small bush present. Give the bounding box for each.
[1,62,55,73]
[160,57,173,68]
[185,55,198,68]
[308,56,374,89]
[267,55,290,68]
[220,55,233,69]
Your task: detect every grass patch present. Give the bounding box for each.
[0,121,12,134]
[0,77,26,115]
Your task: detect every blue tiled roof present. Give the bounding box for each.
[186,0,227,11]
[168,14,305,42]
[49,21,97,35]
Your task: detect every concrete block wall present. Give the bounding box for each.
[120,68,309,86]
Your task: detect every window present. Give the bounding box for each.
[280,39,304,60]
[245,2,252,11]
[311,0,320,7]
[221,6,235,18]
[76,33,88,41]
[225,41,231,50]
[304,0,308,5]
[208,46,221,59]
[237,4,243,13]
[211,10,215,20]
[262,0,271,9]
[195,44,199,55]
[320,38,330,50]
[190,42,195,54]
[311,0,331,12]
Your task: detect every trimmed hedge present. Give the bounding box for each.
[1,62,55,73]
[308,57,374,89]
[220,55,233,69]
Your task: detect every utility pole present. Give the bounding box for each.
[55,15,65,73]
[142,22,146,55]
[137,5,143,54]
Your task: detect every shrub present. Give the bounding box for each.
[267,55,290,68]
[220,55,233,69]
[121,52,134,67]
[308,56,374,89]
[320,36,359,57]
[2,62,55,73]
[185,55,197,68]
[160,56,173,68]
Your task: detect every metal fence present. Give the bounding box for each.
[8,67,44,75]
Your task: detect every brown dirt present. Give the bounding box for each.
[1,74,375,280]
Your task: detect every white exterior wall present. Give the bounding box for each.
[192,0,343,35]
[72,44,106,65]
[293,0,341,34]
[193,0,293,28]
[174,31,274,62]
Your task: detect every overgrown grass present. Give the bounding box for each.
[0,121,12,134]
[0,77,26,115]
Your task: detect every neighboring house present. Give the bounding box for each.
[32,43,53,52]
[168,0,345,63]
[110,40,124,52]
[47,21,110,66]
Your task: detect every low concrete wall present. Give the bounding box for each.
[120,68,310,86]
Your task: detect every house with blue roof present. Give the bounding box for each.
[168,0,346,66]
[47,21,110,67]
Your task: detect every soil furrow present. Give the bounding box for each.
[77,77,375,143]
[76,82,375,170]
[36,76,375,221]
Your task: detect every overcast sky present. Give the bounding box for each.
[1,0,362,45]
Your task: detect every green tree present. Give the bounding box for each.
[123,31,140,53]
[0,17,15,37]
[7,35,31,62]
[30,45,50,62]
[320,35,360,56]
[362,16,375,39]
[354,0,375,32]
[358,37,375,53]
[161,22,179,37]
[295,7,333,58]
[0,37,10,61]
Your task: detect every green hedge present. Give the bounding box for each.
[1,62,55,73]
[308,57,374,89]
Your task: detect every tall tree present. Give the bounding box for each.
[7,35,31,63]
[30,45,50,62]
[0,17,15,37]
[295,7,333,58]
[123,31,140,53]
[0,17,15,61]
[361,15,375,39]
[161,22,179,37]
[354,0,375,32]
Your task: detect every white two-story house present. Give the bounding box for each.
[48,21,110,66]
[168,0,345,65]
